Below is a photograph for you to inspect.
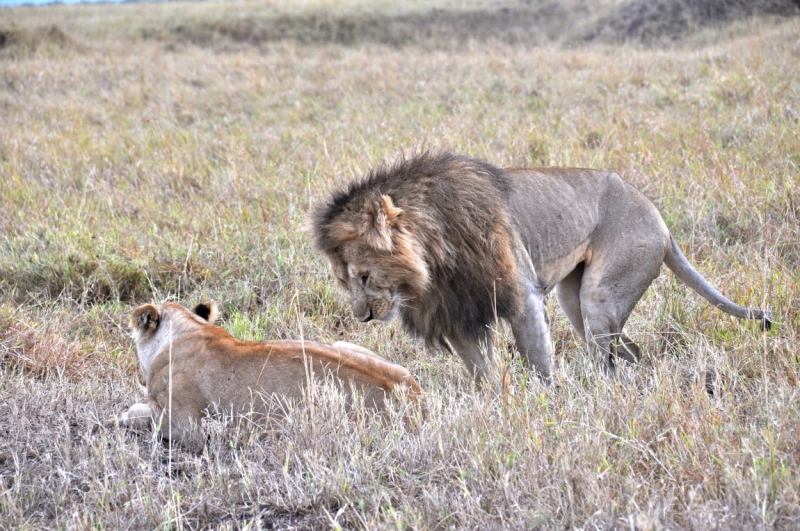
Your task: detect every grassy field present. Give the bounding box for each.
[1,0,799,528]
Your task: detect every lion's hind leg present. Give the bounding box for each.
[556,262,643,369]
[555,263,587,341]
[579,249,660,375]
[617,334,640,364]
[579,297,628,375]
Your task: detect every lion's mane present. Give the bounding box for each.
[313,150,523,348]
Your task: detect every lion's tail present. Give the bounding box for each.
[663,235,772,331]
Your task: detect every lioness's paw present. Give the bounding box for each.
[120,403,153,432]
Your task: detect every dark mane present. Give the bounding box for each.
[312,149,522,346]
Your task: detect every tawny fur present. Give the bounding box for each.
[311,150,771,382]
[119,301,421,451]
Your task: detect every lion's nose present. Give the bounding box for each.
[360,309,373,323]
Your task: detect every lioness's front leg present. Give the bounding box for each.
[121,401,204,452]
[510,279,553,382]
[119,402,155,432]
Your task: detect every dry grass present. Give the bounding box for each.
[1,0,799,529]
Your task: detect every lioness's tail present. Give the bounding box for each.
[663,235,772,331]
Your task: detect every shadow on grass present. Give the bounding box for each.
[0,252,209,305]
[0,24,78,57]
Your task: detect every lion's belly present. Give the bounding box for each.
[535,240,592,292]
[507,169,603,291]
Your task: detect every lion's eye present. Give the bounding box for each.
[360,274,369,285]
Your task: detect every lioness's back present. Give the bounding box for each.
[191,335,419,410]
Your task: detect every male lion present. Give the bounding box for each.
[119,300,421,450]
[311,150,771,383]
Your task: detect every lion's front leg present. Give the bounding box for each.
[510,280,553,382]
[447,332,494,384]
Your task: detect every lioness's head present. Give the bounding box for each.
[129,300,220,344]
[130,304,160,343]
[313,192,430,323]
[129,300,221,377]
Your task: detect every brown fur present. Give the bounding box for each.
[311,149,771,382]
[313,151,522,347]
[119,301,421,451]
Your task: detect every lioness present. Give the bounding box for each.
[311,150,771,383]
[119,300,421,450]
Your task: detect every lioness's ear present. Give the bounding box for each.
[192,301,220,324]
[364,194,402,252]
[130,304,159,337]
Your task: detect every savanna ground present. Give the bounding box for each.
[1,0,800,528]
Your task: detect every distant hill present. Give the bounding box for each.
[154,0,800,48]
[2,0,798,47]
[587,0,800,42]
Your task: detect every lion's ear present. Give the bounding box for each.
[130,304,159,337]
[364,195,402,252]
[192,301,220,324]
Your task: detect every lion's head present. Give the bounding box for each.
[312,150,523,347]
[316,193,430,323]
